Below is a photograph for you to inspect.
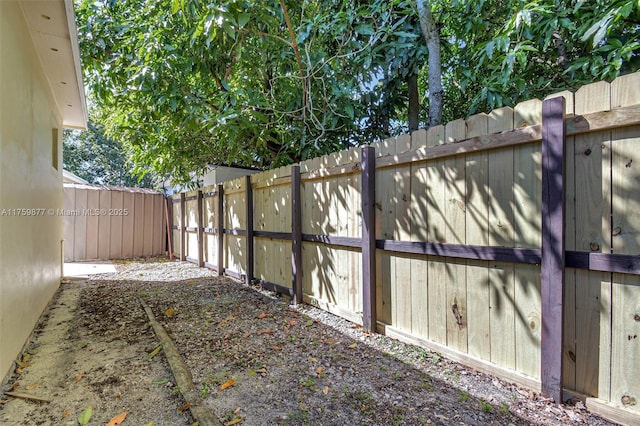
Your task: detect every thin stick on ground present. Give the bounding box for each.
[140,299,221,426]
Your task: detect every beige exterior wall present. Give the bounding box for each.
[0,2,65,380]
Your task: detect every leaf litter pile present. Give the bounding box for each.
[0,258,615,425]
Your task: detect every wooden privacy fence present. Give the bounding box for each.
[63,183,166,261]
[171,73,640,425]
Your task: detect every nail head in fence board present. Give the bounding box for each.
[291,166,303,305]
[180,192,186,261]
[197,190,204,267]
[245,175,254,285]
[217,184,224,276]
[361,146,376,332]
[541,95,566,403]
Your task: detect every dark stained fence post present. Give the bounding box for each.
[197,190,204,267]
[541,96,566,403]
[180,192,186,262]
[245,176,254,285]
[361,146,377,332]
[217,184,224,276]
[291,166,303,305]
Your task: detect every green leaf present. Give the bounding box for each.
[345,103,355,120]
[78,406,92,425]
[238,13,250,28]
[171,0,181,14]
[222,22,236,39]
[485,41,495,60]
[581,13,614,47]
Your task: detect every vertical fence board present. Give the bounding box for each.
[465,113,491,361]
[197,191,204,267]
[253,173,266,282]
[410,129,429,339]
[573,81,612,397]
[487,107,516,370]
[335,151,352,311]
[85,189,99,260]
[144,193,157,257]
[121,192,134,258]
[394,134,413,332]
[73,189,88,261]
[135,193,146,257]
[179,193,186,261]
[97,190,111,259]
[305,157,322,299]
[513,99,542,379]
[376,137,396,326]
[610,73,640,413]
[347,148,362,314]
[444,119,468,353]
[109,191,123,258]
[62,187,76,261]
[426,125,447,344]
[292,166,302,304]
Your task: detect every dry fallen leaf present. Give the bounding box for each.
[14,367,22,375]
[322,338,338,345]
[11,381,19,391]
[233,407,241,414]
[164,307,175,317]
[25,383,39,390]
[308,357,318,363]
[62,409,71,418]
[323,386,329,395]
[219,379,236,391]
[256,329,274,335]
[106,411,127,426]
[178,402,191,413]
[225,417,242,426]
[270,345,282,351]
[75,374,84,383]
[316,367,323,375]
[287,320,297,326]
[258,313,268,319]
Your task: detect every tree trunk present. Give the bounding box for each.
[417,0,443,127]
[408,73,420,132]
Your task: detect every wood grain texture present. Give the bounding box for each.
[574,81,611,398]
[487,107,516,370]
[609,73,640,413]
[444,119,468,353]
[513,99,542,380]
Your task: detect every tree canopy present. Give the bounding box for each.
[76,0,639,183]
[64,119,159,187]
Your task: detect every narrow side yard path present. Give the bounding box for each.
[1,258,616,425]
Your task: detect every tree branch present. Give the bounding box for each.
[278,0,307,118]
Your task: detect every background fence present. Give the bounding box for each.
[63,183,166,261]
[170,73,640,425]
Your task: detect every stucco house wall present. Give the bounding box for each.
[0,0,86,381]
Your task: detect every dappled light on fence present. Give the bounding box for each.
[170,73,640,426]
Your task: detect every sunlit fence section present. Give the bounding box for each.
[170,73,640,426]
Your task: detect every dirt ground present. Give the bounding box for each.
[0,257,617,425]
